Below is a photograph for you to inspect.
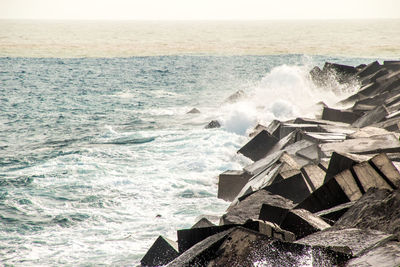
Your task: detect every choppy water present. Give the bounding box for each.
[1,19,399,266]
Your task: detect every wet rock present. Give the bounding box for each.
[224,89,245,103]
[296,227,395,257]
[221,189,294,225]
[191,217,215,229]
[217,170,252,201]
[322,106,361,124]
[204,120,221,129]
[352,105,389,128]
[141,235,179,267]
[186,108,200,114]
[280,208,331,239]
[357,60,382,79]
[335,188,400,236]
[169,227,351,267]
[237,130,279,161]
[345,241,400,267]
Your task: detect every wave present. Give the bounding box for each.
[218,63,359,136]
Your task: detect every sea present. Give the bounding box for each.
[0,19,399,266]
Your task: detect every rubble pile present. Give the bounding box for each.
[141,60,400,267]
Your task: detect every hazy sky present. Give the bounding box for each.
[1,0,399,20]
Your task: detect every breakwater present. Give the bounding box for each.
[141,60,400,266]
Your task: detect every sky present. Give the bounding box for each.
[0,0,400,20]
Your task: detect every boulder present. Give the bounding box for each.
[186,108,200,114]
[205,120,221,129]
[141,235,179,266]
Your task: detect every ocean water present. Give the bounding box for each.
[0,20,399,266]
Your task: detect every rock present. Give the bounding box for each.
[345,241,400,267]
[280,208,331,239]
[217,170,252,201]
[322,106,361,124]
[191,217,215,229]
[186,108,200,114]
[221,189,294,225]
[296,227,396,257]
[141,235,180,267]
[248,123,267,138]
[348,126,391,139]
[237,130,279,161]
[357,60,382,79]
[204,120,220,129]
[224,90,245,103]
[170,227,350,267]
[335,188,400,236]
[352,105,389,128]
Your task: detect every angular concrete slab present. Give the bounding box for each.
[369,153,400,188]
[345,241,400,267]
[357,60,381,78]
[206,227,350,267]
[217,170,252,201]
[259,203,290,225]
[301,164,325,191]
[221,189,294,225]
[352,105,389,128]
[243,219,295,242]
[322,106,361,124]
[141,235,180,267]
[191,217,215,229]
[296,228,395,257]
[238,130,279,161]
[335,188,400,236]
[314,201,355,225]
[320,134,400,155]
[280,208,331,239]
[348,126,391,139]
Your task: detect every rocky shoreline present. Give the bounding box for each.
[141,60,400,266]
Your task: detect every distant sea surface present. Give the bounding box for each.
[0,20,399,266]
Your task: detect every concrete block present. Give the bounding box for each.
[357,60,381,78]
[369,153,400,188]
[294,117,350,127]
[167,228,234,267]
[248,123,267,138]
[259,203,290,225]
[322,106,361,124]
[360,68,389,86]
[186,108,200,114]
[191,218,215,229]
[323,62,358,80]
[280,208,331,239]
[296,228,395,257]
[301,164,325,191]
[295,169,362,213]
[279,123,322,139]
[266,119,281,139]
[238,130,279,161]
[353,161,392,192]
[345,241,400,267]
[352,105,389,128]
[264,172,312,204]
[217,170,252,201]
[324,152,366,182]
[205,227,350,267]
[372,116,400,131]
[224,89,245,103]
[243,219,295,242]
[141,236,179,266]
[296,131,347,144]
[335,188,400,235]
[320,134,400,155]
[348,126,391,139]
[314,201,355,225]
[296,144,321,163]
[221,189,294,225]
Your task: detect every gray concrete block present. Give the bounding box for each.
[248,123,267,138]
[369,153,400,188]
[243,219,295,242]
[221,189,294,225]
[141,235,179,266]
[352,105,389,128]
[345,241,400,267]
[301,164,325,191]
[296,228,395,257]
[314,201,355,225]
[204,120,220,129]
[217,170,252,201]
[280,208,331,239]
[238,130,279,161]
[357,60,381,78]
[186,108,200,114]
[259,203,290,225]
[322,106,361,124]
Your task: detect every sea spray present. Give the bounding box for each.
[219,64,359,136]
